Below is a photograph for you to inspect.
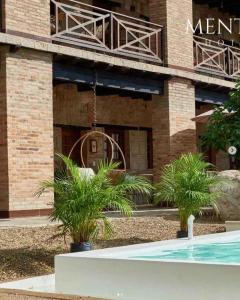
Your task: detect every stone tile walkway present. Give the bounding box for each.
[0,208,214,229]
[0,216,58,228]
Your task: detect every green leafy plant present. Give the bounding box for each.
[202,80,240,166]
[155,153,220,233]
[37,154,153,245]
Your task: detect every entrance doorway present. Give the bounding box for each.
[105,128,125,169]
[62,128,81,166]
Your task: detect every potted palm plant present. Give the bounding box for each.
[37,154,153,252]
[155,153,220,238]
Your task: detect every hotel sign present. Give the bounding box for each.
[187,18,240,46]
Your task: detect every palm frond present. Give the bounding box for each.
[37,155,152,243]
[155,153,222,231]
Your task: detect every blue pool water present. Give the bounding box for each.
[131,240,240,264]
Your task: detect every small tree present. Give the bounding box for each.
[37,154,153,251]
[155,153,220,234]
[202,81,240,168]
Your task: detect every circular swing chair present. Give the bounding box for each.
[68,83,127,183]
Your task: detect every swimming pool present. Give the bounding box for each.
[55,231,240,300]
[130,239,240,263]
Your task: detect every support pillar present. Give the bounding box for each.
[152,78,196,182]
[150,0,196,181]
[0,46,9,213]
[0,0,53,217]
[149,0,194,70]
[0,47,54,218]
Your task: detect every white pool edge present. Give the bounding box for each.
[55,231,240,300]
[2,231,240,300]
[56,230,240,262]
[0,274,55,293]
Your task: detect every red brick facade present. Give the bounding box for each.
[0,0,233,216]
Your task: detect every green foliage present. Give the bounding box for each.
[155,153,220,232]
[202,81,240,162]
[36,154,153,244]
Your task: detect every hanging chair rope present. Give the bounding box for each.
[68,71,127,171]
[92,81,97,129]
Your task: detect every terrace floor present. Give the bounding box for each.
[0,216,225,283]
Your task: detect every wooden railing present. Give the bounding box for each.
[194,36,240,79]
[51,0,163,63]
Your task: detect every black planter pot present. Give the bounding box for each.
[177,230,188,239]
[70,242,92,253]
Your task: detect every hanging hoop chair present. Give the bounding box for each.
[68,75,127,180]
[68,130,127,172]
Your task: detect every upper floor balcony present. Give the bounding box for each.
[49,0,240,82]
[0,0,240,80]
[50,0,163,64]
[194,36,240,80]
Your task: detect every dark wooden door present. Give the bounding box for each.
[62,128,81,166]
[105,129,125,169]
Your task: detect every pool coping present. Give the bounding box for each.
[0,288,102,299]
[56,230,240,265]
[55,231,240,300]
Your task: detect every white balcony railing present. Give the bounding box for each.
[51,0,163,63]
[194,35,240,79]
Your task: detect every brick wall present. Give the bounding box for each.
[53,84,151,172]
[152,77,196,181]
[4,48,53,213]
[96,94,152,128]
[149,0,193,70]
[53,84,152,128]
[54,85,91,128]
[4,0,50,38]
